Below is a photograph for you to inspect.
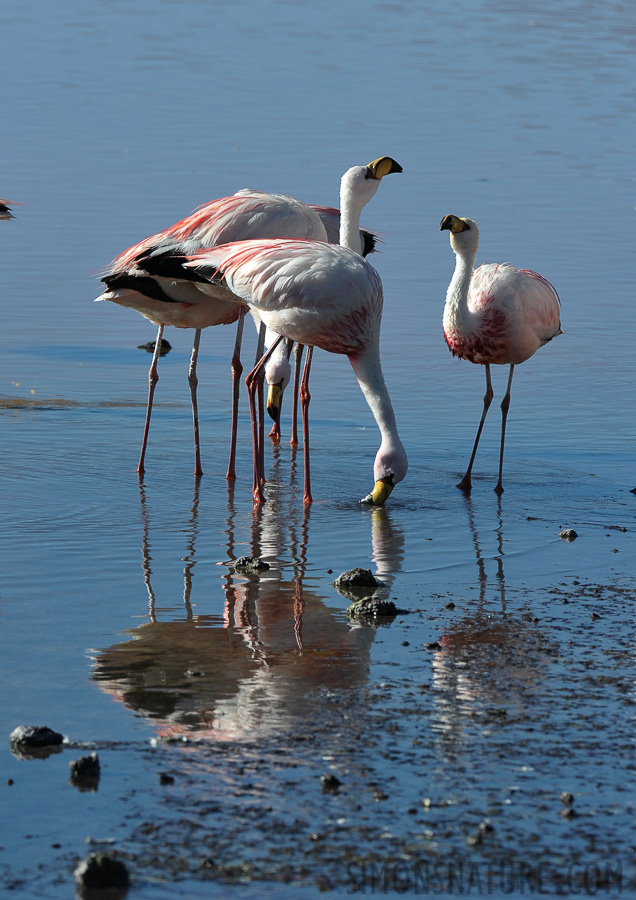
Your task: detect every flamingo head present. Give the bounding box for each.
[361,443,409,507]
[440,214,479,257]
[265,350,292,421]
[340,157,403,210]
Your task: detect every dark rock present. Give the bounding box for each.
[425,641,443,651]
[69,753,100,779]
[74,852,130,896]
[10,725,64,759]
[559,529,578,542]
[159,772,175,785]
[234,556,270,573]
[332,567,383,592]
[137,339,171,356]
[69,753,101,791]
[320,773,341,793]
[10,725,63,747]
[347,597,406,620]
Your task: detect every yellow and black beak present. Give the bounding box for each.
[360,477,395,507]
[366,157,403,180]
[440,214,470,234]
[266,382,284,421]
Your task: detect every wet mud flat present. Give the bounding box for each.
[3,576,635,899]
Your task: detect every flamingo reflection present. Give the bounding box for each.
[430,499,549,739]
[91,482,403,741]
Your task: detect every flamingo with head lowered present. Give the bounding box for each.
[440,214,562,495]
[186,157,407,506]
[96,188,377,479]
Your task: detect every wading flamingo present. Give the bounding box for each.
[97,191,376,478]
[0,200,15,219]
[440,214,562,495]
[186,157,407,506]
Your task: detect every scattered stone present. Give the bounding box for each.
[234,556,270,573]
[559,529,578,542]
[159,772,175,785]
[184,669,204,677]
[445,601,456,610]
[69,753,100,779]
[69,753,101,791]
[74,852,130,896]
[347,596,405,621]
[137,338,171,356]
[560,791,574,806]
[10,725,63,748]
[561,806,576,819]
[425,641,443,651]
[10,725,64,759]
[320,774,341,793]
[332,567,383,595]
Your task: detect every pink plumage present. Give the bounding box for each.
[440,214,562,495]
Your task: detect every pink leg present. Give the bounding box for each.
[300,346,314,504]
[290,343,304,446]
[188,328,203,478]
[138,324,164,477]
[494,365,515,496]
[457,363,494,494]
[226,311,246,480]
[245,334,285,504]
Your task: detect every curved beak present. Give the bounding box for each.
[360,478,395,507]
[366,157,403,179]
[266,383,283,421]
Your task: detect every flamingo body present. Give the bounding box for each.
[440,214,561,494]
[186,236,407,505]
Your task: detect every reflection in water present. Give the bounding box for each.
[431,499,548,743]
[92,483,404,741]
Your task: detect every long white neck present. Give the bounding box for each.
[339,176,373,253]
[350,343,407,483]
[444,245,477,333]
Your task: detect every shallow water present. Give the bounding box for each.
[1,0,635,897]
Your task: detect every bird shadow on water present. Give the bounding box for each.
[90,476,406,743]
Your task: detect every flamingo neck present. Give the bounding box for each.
[339,182,368,253]
[350,345,407,483]
[444,248,476,334]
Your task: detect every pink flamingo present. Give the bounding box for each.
[440,214,562,495]
[186,157,407,506]
[97,190,376,479]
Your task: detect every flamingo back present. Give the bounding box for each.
[188,239,384,357]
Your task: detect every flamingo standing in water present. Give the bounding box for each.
[0,200,15,219]
[97,190,377,478]
[440,214,562,495]
[186,157,407,506]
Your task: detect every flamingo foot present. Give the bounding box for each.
[456,474,472,494]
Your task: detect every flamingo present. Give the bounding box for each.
[97,190,377,478]
[440,214,562,495]
[185,156,407,506]
[0,200,15,219]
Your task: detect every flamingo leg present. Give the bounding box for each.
[226,310,246,480]
[188,328,203,478]
[494,364,515,496]
[300,346,314,504]
[457,363,494,494]
[245,333,285,504]
[290,342,305,446]
[255,323,266,488]
[138,324,164,478]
